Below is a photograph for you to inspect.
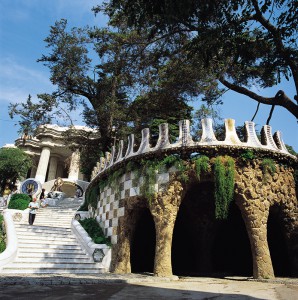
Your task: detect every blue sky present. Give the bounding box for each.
[0,0,297,151]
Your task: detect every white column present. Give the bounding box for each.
[35,146,51,184]
[47,156,58,181]
[68,150,80,180]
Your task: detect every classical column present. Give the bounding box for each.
[68,150,80,180]
[47,156,58,181]
[35,146,51,184]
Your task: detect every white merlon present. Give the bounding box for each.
[90,118,296,181]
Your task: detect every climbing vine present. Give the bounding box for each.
[214,156,235,220]
[193,155,210,180]
[261,158,276,183]
[138,154,188,203]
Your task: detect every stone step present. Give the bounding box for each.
[15,224,72,232]
[17,236,77,243]
[14,257,92,263]
[4,262,101,269]
[17,252,89,259]
[4,202,104,275]
[1,268,104,274]
[18,248,86,255]
[18,243,82,250]
[15,229,73,237]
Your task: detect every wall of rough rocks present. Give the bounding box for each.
[88,154,297,279]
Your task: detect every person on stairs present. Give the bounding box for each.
[28,197,39,225]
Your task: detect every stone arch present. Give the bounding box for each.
[267,203,291,276]
[130,208,156,273]
[172,180,252,276]
[110,197,148,274]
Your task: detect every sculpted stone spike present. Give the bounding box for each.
[200,118,217,143]
[153,123,170,150]
[125,134,135,158]
[105,152,111,168]
[224,119,242,145]
[107,146,116,168]
[173,120,194,147]
[137,128,151,154]
[261,125,278,150]
[244,121,262,147]
[115,140,124,163]
[273,131,289,153]
[99,157,106,172]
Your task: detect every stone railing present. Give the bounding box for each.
[71,219,111,271]
[0,210,18,270]
[90,118,295,182]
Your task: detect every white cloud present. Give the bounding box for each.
[0,57,53,104]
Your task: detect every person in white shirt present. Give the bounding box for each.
[28,197,39,225]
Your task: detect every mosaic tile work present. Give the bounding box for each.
[95,171,170,245]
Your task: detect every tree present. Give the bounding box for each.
[9,19,135,152]
[9,19,194,176]
[0,147,32,191]
[96,0,298,120]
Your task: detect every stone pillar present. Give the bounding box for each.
[35,146,51,184]
[239,201,274,279]
[47,156,58,181]
[149,180,184,277]
[68,151,80,180]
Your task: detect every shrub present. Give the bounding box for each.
[0,214,5,253]
[79,218,111,246]
[8,193,31,210]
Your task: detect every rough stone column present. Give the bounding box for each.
[235,161,298,278]
[149,180,184,277]
[35,146,51,184]
[238,199,274,278]
[68,150,80,180]
[47,156,58,181]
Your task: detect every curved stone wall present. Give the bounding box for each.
[89,118,294,182]
[85,118,297,279]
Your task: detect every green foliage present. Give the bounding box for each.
[8,194,31,210]
[0,214,5,253]
[84,186,99,210]
[138,155,188,203]
[0,148,33,191]
[240,149,256,161]
[214,156,235,220]
[98,0,298,119]
[286,145,297,156]
[193,155,210,180]
[79,218,111,246]
[261,158,276,183]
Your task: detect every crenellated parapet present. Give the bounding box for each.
[90,118,296,181]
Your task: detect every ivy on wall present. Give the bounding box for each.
[261,158,276,183]
[193,155,210,180]
[214,156,235,220]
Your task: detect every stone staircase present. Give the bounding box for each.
[2,199,105,274]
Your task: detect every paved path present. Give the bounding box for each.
[0,274,297,299]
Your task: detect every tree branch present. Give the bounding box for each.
[219,77,298,118]
[251,0,298,97]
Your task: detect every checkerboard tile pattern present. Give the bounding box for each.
[95,171,170,244]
